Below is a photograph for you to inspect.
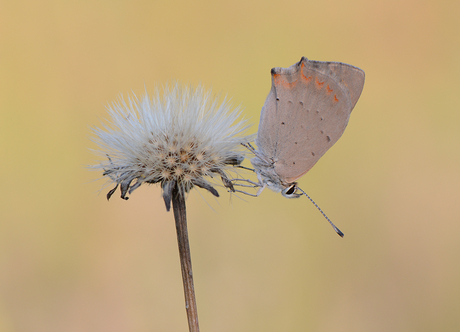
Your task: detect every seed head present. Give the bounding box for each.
[91,83,251,210]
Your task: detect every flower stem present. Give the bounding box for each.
[171,185,200,332]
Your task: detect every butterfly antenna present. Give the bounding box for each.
[297,187,344,237]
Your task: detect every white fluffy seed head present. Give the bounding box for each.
[91,83,252,203]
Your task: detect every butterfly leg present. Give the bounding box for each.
[228,178,266,197]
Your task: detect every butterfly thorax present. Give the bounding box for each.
[251,155,300,198]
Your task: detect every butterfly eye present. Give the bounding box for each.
[285,184,296,195]
[281,184,301,198]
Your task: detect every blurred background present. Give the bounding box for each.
[1,0,459,331]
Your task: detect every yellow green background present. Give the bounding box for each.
[2,0,459,331]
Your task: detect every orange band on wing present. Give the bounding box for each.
[315,77,325,88]
[300,62,313,83]
[273,73,298,88]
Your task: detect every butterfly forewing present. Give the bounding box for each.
[256,57,365,184]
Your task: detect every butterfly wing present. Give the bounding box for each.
[256,57,365,184]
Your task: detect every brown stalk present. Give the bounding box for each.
[171,185,200,332]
